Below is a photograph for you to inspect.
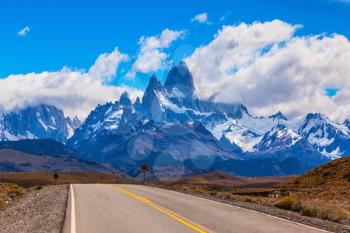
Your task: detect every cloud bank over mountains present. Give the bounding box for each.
[186,20,350,122]
[0,47,142,119]
[2,20,350,122]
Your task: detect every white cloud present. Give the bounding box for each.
[0,48,142,119]
[185,20,350,122]
[88,47,129,81]
[128,29,185,77]
[17,26,30,37]
[191,13,210,24]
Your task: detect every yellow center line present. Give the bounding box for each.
[110,185,208,233]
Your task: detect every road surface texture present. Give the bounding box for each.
[63,184,328,233]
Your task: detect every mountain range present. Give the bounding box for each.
[1,61,349,177]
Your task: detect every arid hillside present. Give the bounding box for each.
[286,157,350,188]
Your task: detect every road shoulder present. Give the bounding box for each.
[0,185,68,233]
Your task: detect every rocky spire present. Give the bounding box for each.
[119,91,132,107]
[142,75,163,112]
[164,61,195,99]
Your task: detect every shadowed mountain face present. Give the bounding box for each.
[164,61,196,101]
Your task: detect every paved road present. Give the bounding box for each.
[63,184,327,233]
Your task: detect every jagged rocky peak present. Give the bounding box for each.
[255,123,302,151]
[133,97,142,112]
[119,91,132,107]
[0,104,74,143]
[269,111,288,121]
[304,112,328,122]
[134,96,141,105]
[343,119,350,128]
[199,97,249,119]
[299,113,332,133]
[146,75,163,92]
[67,115,81,127]
[142,75,162,111]
[164,61,195,98]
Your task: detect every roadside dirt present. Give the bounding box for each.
[0,185,68,233]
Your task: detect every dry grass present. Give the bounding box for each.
[282,157,350,189]
[274,197,300,211]
[0,183,24,209]
[298,199,350,223]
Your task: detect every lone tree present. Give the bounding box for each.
[141,164,149,184]
[53,173,59,185]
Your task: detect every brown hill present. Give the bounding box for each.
[287,157,350,188]
[181,172,248,186]
[180,172,294,188]
[0,149,112,173]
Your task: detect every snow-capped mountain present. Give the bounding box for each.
[0,105,81,143]
[298,113,350,159]
[254,124,302,151]
[4,61,348,176]
[344,119,350,130]
[66,61,349,176]
[68,84,240,172]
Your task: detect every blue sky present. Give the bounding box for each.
[1,0,350,120]
[1,0,350,82]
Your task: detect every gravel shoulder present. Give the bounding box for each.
[157,187,350,233]
[0,185,68,233]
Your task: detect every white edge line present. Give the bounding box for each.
[70,184,76,233]
[126,185,332,233]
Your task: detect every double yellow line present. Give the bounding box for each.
[112,186,208,233]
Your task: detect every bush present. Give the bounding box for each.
[243,197,253,203]
[275,197,298,210]
[301,207,317,217]
[6,185,23,198]
[209,191,217,196]
[317,206,349,223]
[299,199,349,223]
[0,197,5,208]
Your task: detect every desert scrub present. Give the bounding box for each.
[275,197,300,211]
[0,196,6,208]
[302,200,350,223]
[301,207,317,217]
[0,183,24,209]
[6,184,23,198]
[208,191,217,196]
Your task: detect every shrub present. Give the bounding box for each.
[317,206,349,223]
[275,197,298,210]
[243,197,253,203]
[301,207,317,217]
[300,199,349,223]
[0,197,5,208]
[6,185,23,198]
[209,191,217,196]
[344,172,350,182]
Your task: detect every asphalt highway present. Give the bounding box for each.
[63,184,327,233]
